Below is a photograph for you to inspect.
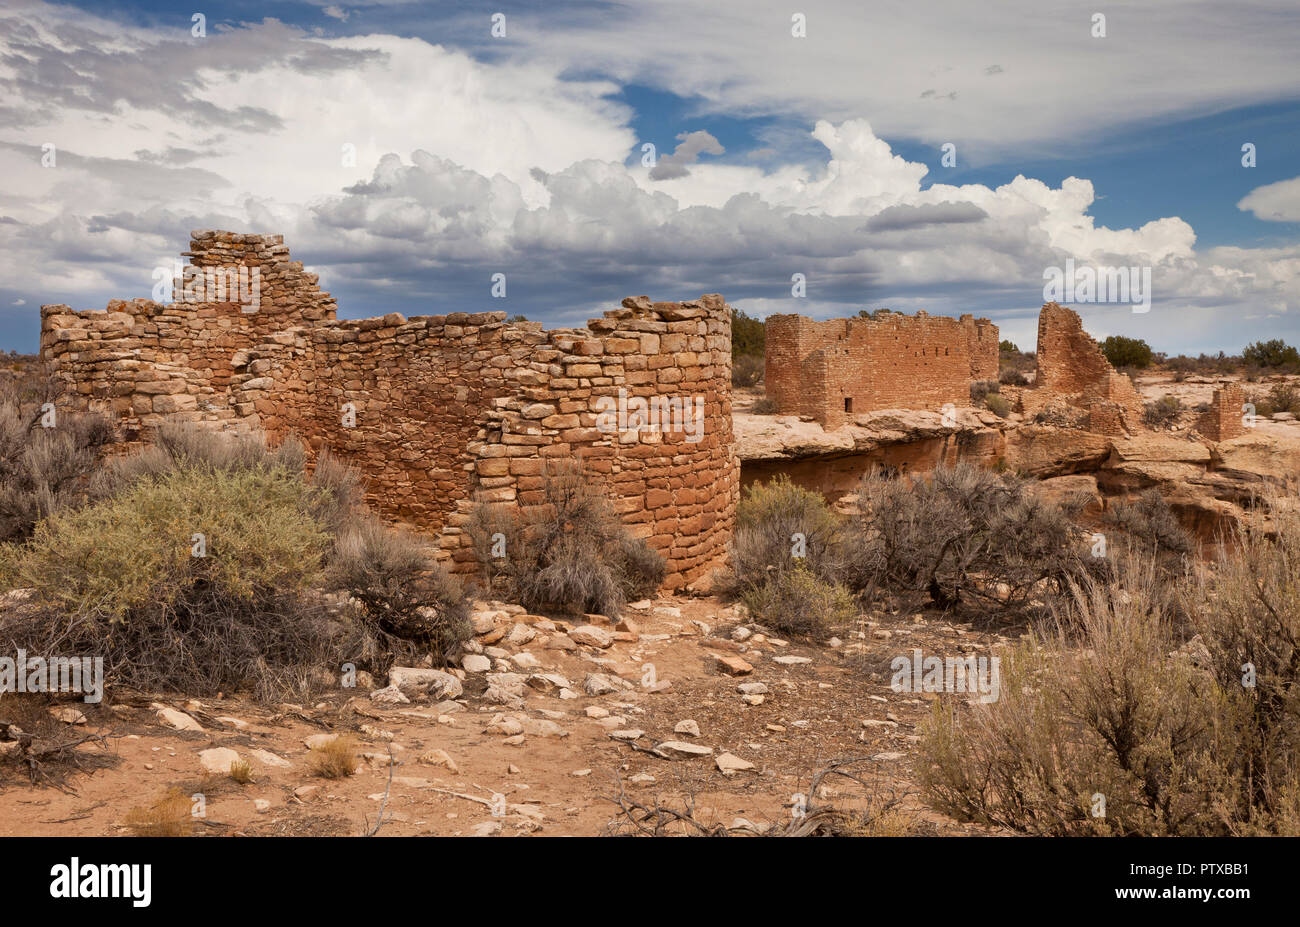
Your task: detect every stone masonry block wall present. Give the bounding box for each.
[1029,302,1144,434]
[965,315,1000,382]
[1199,383,1246,441]
[233,296,736,587]
[765,310,999,428]
[40,231,336,441]
[40,232,736,590]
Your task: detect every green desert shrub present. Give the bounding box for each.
[96,420,305,491]
[732,353,765,388]
[0,368,116,543]
[1242,339,1300,370]
[10,465,329,622]
[984,393,1011,417]
[920,512,1300,836]
[741,563,856,638]
[969,379,999,404]
[1,464,337,698]
[727,474,854,636]
[1105,489,1193,560]
[920,554,1235,835]
[1165,352,1243,376]
[1183,496,1300,832]
[998,341,1035,384]
[730,474,844,589]
[0,424,461,699]
[731,307,766,361]
[467,462,664,618]
[1249,382,1300,418]
[1100,335,1153,369]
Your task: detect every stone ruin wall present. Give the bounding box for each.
[1026,302,1144,435]
[40,232,337,440]
[40,232,738,590]
[1199,382,1246,442]
[765,311,999,428]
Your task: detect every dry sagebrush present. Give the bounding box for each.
[0,365,115,543]
[467,461,664,618]
[1,424,467,701]
[920,498,1300,836]
[844,463,1092,614]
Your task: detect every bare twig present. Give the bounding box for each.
[364,744,395,836]
[603,757,908,837]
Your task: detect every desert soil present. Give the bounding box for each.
[0,596,1009,837]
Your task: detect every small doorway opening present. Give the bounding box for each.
[844,397,854,414]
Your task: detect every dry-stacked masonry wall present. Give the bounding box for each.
[1199,383,1246,442]
[1026,302,1144,435]
[765,310,998,428]
[41,232,738,589]
[233,296,737,587]
[40,232,336,441]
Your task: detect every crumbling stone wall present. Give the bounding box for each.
[1199,382,1246,441]
[40,232,738,590]
[1026,302,1144,435]
[40,232,336,441]
[765,310,999,428]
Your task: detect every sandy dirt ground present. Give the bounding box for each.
[0,595,1009,837]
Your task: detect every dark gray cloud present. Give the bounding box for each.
[0,13,384,132]
[865,201,988,232]
[0,141,230,201]
[648,130,724,180]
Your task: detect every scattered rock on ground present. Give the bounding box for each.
[569,625,613,648]
[716,752,756,776]
[583,673,632,696]
[716,654,754,676]
[388,667,463,700]
[154,706,203,732]
[654,740,714,759]
[199,747,242,775]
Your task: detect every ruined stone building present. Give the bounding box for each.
[1023,302,1145,435]
[1198,382,1246,441]
[764,310,999,428]
[41,231,738,589]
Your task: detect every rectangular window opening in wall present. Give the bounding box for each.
[844,397,853,414]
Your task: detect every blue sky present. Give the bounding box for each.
[2,0,1298,355]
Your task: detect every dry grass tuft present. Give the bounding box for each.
[124,788,194,837]
[309,736,358,779]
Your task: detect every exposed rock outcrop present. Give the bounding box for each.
[739,408,1300,539]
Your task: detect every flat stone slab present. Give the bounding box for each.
[654,740,714,759]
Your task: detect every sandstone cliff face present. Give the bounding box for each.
[737,302,1299,538]
[737,409,1300,539]
[736,407,1007,508]
[1002,426,1112,477]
